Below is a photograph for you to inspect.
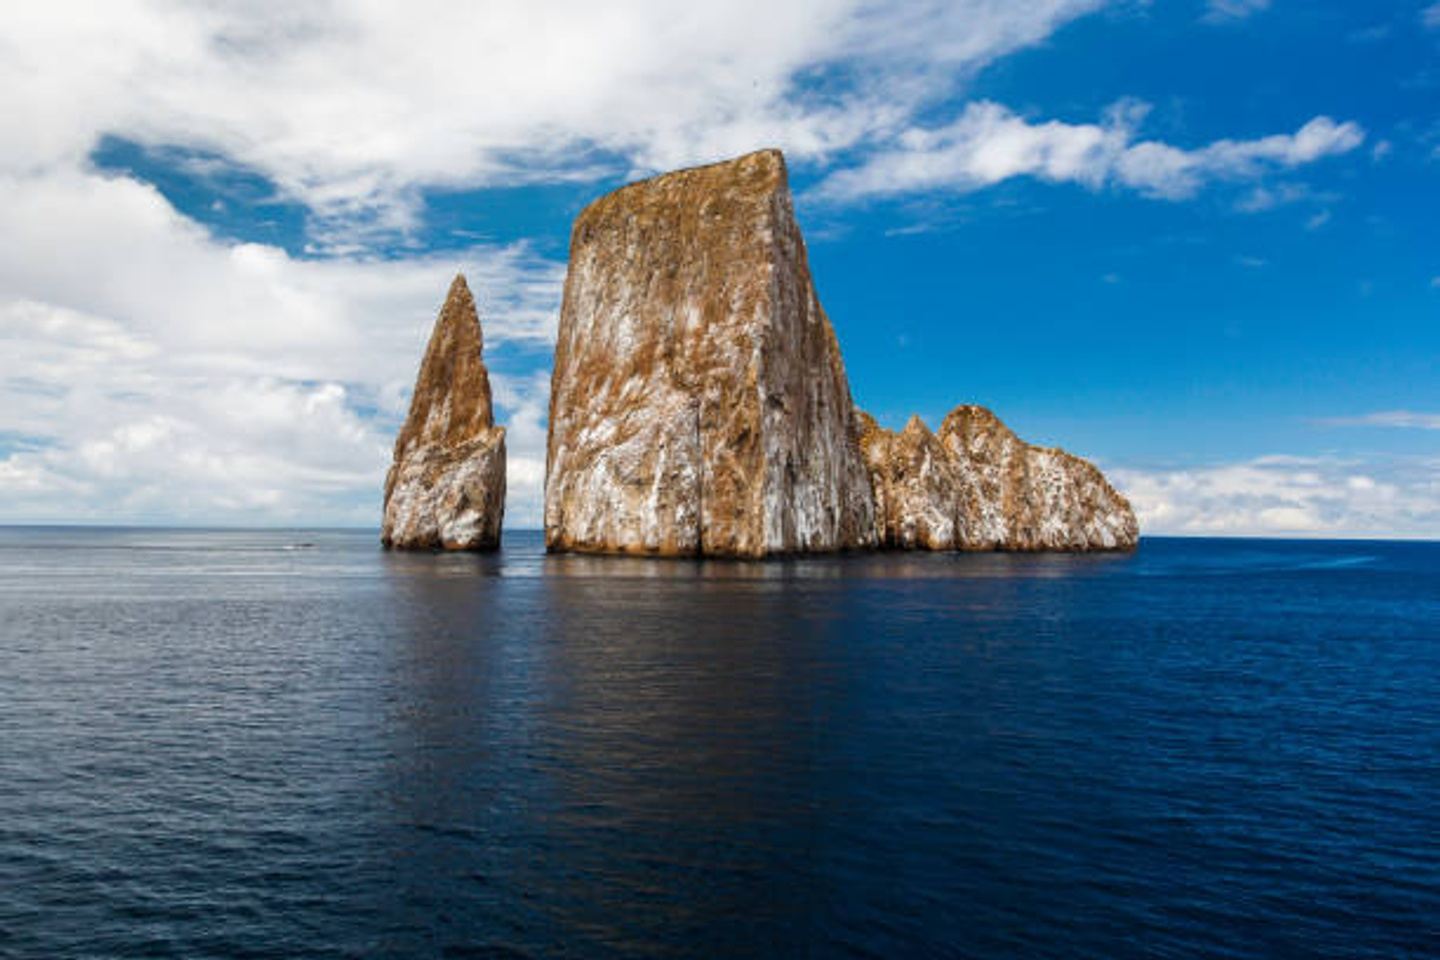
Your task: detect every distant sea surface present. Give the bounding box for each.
[1,528,1437,959]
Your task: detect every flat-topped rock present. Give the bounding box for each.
[544,149,875,557]
[382,274,506,550]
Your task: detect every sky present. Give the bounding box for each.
[0,0,1436,538]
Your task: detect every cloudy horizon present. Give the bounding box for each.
[2,0,1437,538]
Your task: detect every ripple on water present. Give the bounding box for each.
[0,530,1437,958]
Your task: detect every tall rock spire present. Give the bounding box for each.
[544,149,876,557]
[382,274,506,550]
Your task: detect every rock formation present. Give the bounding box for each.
[544,149,876,557]
[382,274,506,550]
[859,404,1139,551]
[857,412,965,550]
[540,146,1136,556]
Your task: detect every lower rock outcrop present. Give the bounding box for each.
[857,412,964,550]
[859,404,1138,551]
[382,274,506,550]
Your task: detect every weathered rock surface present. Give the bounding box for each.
[382,274,506,550]
[859,404,1138,551]
[857,412,964,550]
[544,149,876,557]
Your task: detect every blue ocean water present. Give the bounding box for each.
[0,528,1436,959]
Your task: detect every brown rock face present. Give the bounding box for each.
[859,404,1138,551]
[544,149,875,557]
[857,412,963,550]
[382,274,506,550]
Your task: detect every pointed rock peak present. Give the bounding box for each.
[855,409,891,461]
[901,414,933,438]
[434,272,482,356]
[397,274,495,458]
[939,403,1014,442]
[382,273,506,551]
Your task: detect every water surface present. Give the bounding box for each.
[1,529,1436,957]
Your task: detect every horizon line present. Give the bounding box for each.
[0,523,1435,545]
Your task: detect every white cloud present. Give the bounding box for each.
[1114,455,1440,539]
[1203,0,1271,22]
[0,0,1131,528]
[0,169,563,526]
[1424,3,1440,29]
[0,0,1382,532]
[490,370,554,529]
[0,171,563,366]
[0,0,1105,236]
[1319,411,1440,430]
[812,102,1364,202]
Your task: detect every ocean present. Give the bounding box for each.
[1,528,1436,958]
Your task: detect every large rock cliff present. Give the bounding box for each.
[544,149,876,557]
[382,274,506,550]
[859,404,1138,551]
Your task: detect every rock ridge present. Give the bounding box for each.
[859,404,1138,551]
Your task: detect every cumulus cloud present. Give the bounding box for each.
[489,370,553,529]
[0,171,562,372]
[813,101,1365,202]
[0,0,1104,235]
[0,0,1133,527]
[0,170,563,526]
[1114,455,1440,539]
[0,1,1377,530]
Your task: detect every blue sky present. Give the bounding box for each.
[0,0,1436,536]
